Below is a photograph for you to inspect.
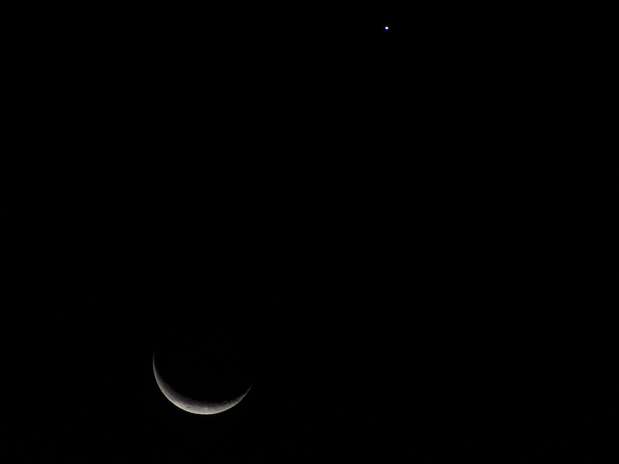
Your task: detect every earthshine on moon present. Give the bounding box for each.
[152,353,252,415]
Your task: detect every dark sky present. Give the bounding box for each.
[2,3,618,463]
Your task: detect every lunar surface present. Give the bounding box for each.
[152,353,252,415]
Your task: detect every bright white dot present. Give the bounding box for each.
[384,25,390,31]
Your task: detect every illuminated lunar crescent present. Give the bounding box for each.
[152,353,251,415]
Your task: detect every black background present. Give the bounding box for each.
[2,2,618,463]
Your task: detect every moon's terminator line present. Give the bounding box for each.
[152,354,251,415]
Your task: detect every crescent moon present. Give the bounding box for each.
[152,354,251,415]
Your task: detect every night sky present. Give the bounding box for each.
[2,3,618,463]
